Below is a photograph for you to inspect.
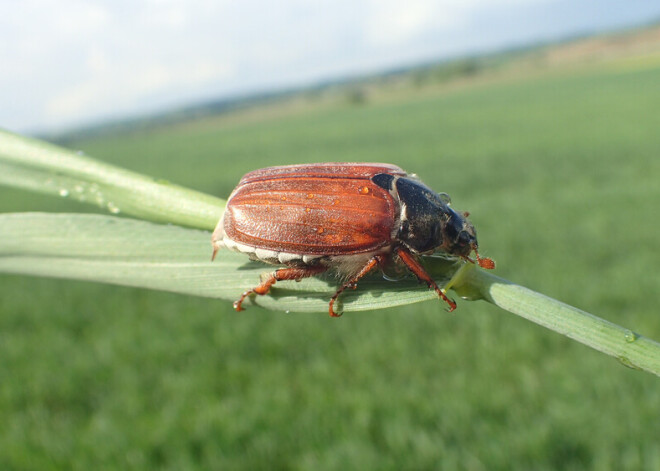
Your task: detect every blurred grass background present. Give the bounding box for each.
[2,49,660,469]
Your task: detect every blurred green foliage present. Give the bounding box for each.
[1,62,660,470]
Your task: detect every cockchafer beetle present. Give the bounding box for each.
[212,163,495,316]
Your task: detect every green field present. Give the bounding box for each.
[2,61,660,470]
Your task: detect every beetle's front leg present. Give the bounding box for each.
[395,247,457,312]
[234,265,328,311]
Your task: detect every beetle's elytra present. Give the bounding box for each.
[212,163,494,316]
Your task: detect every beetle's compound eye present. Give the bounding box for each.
[457,230,473,248]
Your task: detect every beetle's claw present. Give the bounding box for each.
[233,300,245,311]
[233,291,252,311]
[328,299,343,317]
[445,298,457,312]
[438,288,457,312]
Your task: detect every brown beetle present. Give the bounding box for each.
[212,163,494,316]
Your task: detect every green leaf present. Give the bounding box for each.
[0,213,457,314]
[0,129,224,229]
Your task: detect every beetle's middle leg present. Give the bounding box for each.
[234,265,328,311]
[329,255,384,317]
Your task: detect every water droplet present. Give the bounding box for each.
[617,356,640,370]
[307,193,315,199]
[58,188,69,197]
[624,330,638,343]
[285,310,290,314]
[439,193,452,205]
[305,208,311,212]
[358,186,371,195]
[107,202,120,214]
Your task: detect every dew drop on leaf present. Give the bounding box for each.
[107,202,121,214]
[624,330,638,343]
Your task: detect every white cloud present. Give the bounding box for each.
[0,0,657,133]
[364,0,553,47]
[365,0,461,46]
[45,59,235,122]
[51,1,111,37]
[1,0,239,131]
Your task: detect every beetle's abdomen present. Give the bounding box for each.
[223,175,398,256]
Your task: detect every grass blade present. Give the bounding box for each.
[453,267,660,376]
[0,213,459,313]
[0,129,224,229]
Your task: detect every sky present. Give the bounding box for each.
[2,0,660,134]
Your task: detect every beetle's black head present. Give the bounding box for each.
[438,207,478,258]
[373,174,493,268]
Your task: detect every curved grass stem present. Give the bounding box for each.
[454,266,660,377]
[0,129,224,229]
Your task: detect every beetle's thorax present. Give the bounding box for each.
[371,173,478,258]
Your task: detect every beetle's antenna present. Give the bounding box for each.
[471,244,495,269]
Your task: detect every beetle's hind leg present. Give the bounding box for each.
[234,265,328,311]
[329,255,384,317]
